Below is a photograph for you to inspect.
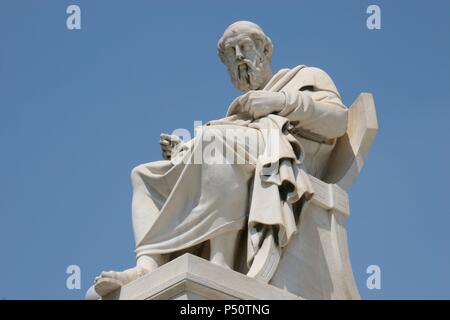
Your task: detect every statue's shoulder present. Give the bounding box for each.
[294,65,335,87]
[291,65,340,97]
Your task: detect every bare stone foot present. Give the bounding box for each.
[94,266,144,296]
[94,254,164,296]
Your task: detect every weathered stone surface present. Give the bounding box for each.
[102,254,299,300]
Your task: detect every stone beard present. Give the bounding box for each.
[228,50,271,91]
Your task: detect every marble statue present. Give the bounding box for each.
[91,21,378,300]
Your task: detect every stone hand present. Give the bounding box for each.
[235,90,286,119]
[160,133,182,160]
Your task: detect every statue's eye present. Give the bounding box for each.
[225,46,235,56]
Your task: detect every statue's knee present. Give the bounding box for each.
[130,165,146,185]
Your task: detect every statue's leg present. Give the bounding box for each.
[210,230,239,270]
[131,164,166,245]
[136,254,165,272]
[94,163,172,296]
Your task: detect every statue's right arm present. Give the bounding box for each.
[278,90,348,141]
[277,67,348,141]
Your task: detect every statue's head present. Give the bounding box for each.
[218,21,273,92]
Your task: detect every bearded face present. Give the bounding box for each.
[222,34,272,92]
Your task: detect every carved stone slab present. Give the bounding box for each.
[102,254,300,300]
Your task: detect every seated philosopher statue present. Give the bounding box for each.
[94,21,352,298]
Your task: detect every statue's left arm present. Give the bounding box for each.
[277,67,348,141]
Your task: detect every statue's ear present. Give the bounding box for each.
[218,49,226,64]
[264,37,273,59]
[217,39,227,64]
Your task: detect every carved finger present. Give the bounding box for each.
[238,92,250,108]
[101,271,116,279]
[160,133,173,141]
[160,140,170,146]
[170,135,182,144]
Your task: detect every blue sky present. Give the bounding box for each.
[0,0,449,299]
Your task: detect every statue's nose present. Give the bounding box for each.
[235,45,244,61]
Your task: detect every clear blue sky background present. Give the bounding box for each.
[0,0,449,299]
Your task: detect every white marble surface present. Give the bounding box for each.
[91,21,378,300]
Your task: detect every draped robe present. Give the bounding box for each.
[130,65,348,275]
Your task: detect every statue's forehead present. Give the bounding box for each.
[223,32,254,47]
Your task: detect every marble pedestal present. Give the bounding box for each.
[101,254,300,300]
